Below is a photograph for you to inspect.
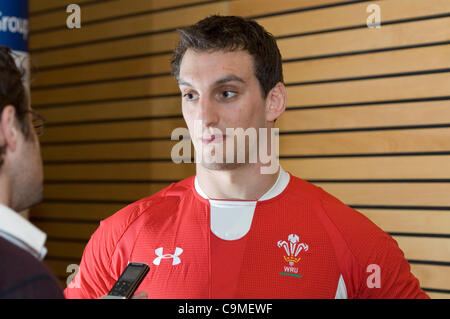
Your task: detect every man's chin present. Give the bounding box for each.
[199,160,241,171]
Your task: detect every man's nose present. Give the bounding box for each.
[198,97,219,127]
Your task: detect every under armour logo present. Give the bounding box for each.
[153,247,183,266]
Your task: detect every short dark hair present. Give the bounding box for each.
[171,15,284,98]
[0,46,31,167]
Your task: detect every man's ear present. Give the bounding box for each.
[265,82,287,122]
[0,105,19,152]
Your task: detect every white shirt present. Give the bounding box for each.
[195,167,290,240]
[0,203,47,260]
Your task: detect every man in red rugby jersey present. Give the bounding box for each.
[65,15,429,299]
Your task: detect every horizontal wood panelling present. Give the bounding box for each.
[30,0,212,31]
[43,0,436,42]
[42,140,181,161]
[43,156,449,181]
[427,291,450,299]
[230,0,353,18]
[280,128,450,155]
[256,0,450,37]
[43,183,171,202]
[29,2,229,50]
[29,0,97,14]
[37,97,181,123]
[317,183,450,206]
[280,101,450,130]
[31,202,125,221]
[278,18,450,60]
[359,209,450,235]
[410,264,450,291]
[32,72,450,107]
[284,73,450,107]
[40,118,186,143]
[33,54,173,87]
[282,156,450,179]
[31,32,181,69]
[46,241,86,259]
[44,162,196,181]
[30,16,450,70]
[393,236,450,263]
[283,45,450,84]
[32,76,178,106]
[32,44,450,89]
[35,222,98,240]
[30,0,448,74]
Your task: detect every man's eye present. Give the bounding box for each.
[183,93,198,100]
[222,91,237,99]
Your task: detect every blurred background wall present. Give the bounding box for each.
[27,0,449,298]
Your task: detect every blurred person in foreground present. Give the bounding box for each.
[0,46,63,298]
[65,16,429,299]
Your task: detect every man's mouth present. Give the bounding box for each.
[200,134,226,144]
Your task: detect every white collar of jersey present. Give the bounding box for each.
[0,203,47,260]
[196,168,290,240]
[194,166,290,202]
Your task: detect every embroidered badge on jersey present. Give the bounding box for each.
[277,234,309,278]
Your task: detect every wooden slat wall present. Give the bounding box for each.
[28,0,450,298]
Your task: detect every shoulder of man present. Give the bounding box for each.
[0,237,64,299]
[288,175,428,299]
[287,175,401,259]
[100,175,196,234]
[64,176,196,298]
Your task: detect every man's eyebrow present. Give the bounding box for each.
[177,75,246,87]
[177,79,192,87]
[213,75,246,86]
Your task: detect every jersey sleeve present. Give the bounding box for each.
[64,220,118,299]
[355,229,429,299]
[64,200,147,299]
[318,188,429,299]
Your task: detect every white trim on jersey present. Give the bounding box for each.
[194,167,291,240]
[334,274,348,299]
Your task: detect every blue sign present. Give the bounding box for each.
[0,0,28,52]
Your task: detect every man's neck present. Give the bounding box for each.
[0,176,11,209]
[196,163,280,201]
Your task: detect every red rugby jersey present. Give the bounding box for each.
[64,174,429,299]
